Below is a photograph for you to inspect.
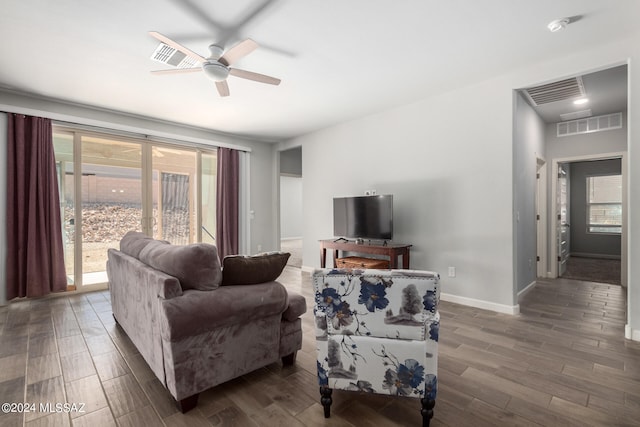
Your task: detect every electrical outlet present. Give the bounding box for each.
[257,244,262,252]
[364,190,371,196]
[448,267,456,278]
[371,189,377,195]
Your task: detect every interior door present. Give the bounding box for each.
[557,163,570,276]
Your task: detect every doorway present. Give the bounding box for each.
[279,147,303,268]
[550,155,626,286]
[536,157,547,278]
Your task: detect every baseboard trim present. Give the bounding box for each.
[440,292,519,315]
[517,280,537,303]
[301,265,315,273]
[570,252,621,260]
[625,324,640,342]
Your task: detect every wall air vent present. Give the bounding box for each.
[150,43,199,68]
[557,112,623,137]
[560,109,592,121]
[525,77,585,106]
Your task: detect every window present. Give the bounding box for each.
[53,127,218,287]
[587,174,622,234]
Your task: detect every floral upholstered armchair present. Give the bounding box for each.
[312,268,440,426]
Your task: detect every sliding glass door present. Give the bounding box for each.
[53,128,217,288]
[80,135,145,285]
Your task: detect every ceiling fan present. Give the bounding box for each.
[149,31,281,97]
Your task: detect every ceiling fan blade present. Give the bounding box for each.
[216,80,230,97]
[219,39,258,66]
[150,68,202,75]
[229,68,281,85]
[149,31,205,63]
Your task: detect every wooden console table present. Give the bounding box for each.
[319,239,412,269]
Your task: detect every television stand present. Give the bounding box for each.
[319,239,412,269]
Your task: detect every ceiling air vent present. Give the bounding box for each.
[525,77,585,106]
[557,112,623,137]
[150,43,199,68]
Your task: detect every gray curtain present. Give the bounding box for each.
[6,114,67,299]
[216,147,239,260]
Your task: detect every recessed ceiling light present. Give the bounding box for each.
[547,18,570,32]
[573,98,589,105]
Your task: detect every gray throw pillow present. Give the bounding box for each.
[139,241,222,291]
[222,252,290,286]
[119,231,157,259]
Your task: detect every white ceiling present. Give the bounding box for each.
[0,0,637,141]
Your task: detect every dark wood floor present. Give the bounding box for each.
[1,269,639,426]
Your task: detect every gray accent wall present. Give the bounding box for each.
[0,113,6,305]
[513,92,546,293]
[279,147,303,239]
[280,175,303,238]
[280,146,302,176]
[569,159,622,258]
[292,76,518,310]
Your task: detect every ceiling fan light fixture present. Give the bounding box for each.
[202,62,229,81]
[547,18,570,32]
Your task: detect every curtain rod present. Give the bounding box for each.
[52,120,251,153]
[0,108,252,152]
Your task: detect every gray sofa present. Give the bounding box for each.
[106,231,306,412]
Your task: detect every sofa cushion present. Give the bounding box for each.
[119,231,157,259]
[221,252,290,286]
[139,240,222,291]
[160,281,289,341]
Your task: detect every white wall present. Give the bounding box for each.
[280,176,303,239]
[289,33,640,328]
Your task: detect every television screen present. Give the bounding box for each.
[333,195,393,240]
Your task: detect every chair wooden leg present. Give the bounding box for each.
[421,397,435,427]
[320,387,333,418]
[176,393,199,413]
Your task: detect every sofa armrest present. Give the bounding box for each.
[158,277,183,300]
[160,281,289,341]
[282,292,307,322]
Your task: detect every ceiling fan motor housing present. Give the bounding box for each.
[202,61,229,81]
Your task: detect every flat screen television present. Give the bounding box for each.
[333,195,393,241]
